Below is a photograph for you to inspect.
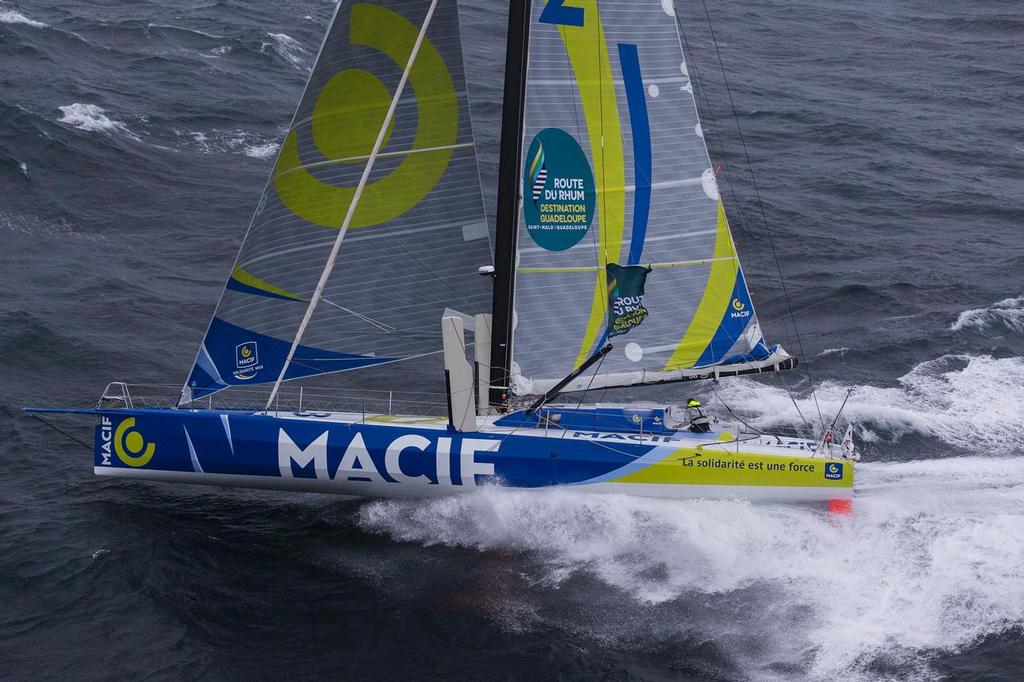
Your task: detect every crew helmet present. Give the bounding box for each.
[687,399,701,408]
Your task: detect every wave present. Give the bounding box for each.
[714,354,1024,455]
[145,22,224,40]
[57,103,139,141]
[0,7,47,29]
[952,295,1024,334]
[263,32,311,70]
[357,455,1024,679]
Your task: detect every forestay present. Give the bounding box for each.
[181,0,492,403]
[509,0,790,396]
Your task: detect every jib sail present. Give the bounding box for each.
[181,0,492,403]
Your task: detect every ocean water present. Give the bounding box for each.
[1,1,1023,680]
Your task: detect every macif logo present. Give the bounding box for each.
[113,417,156,468]
[730,298,751,320]
[233,341,263,381]
[824,462,844,480]
[236,342,258,369]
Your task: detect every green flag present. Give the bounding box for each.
[606,264,652,337]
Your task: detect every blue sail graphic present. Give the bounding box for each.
[186,318,395,400]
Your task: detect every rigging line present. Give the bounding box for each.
[319,298,397,333]
[696,0,825,430]
[676,16,796,391]
[708,382,772,439]
[683,60,813,436]
[676,10,799,353]
[675,8,794,372]
[273,142,476,177]
[176,0,347,409]
[31,415,93,453]
[776,370,814,435]
[557,348,609,443]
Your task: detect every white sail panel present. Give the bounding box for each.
[509,0,788,396]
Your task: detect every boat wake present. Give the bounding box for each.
[356,350,1024,678]
[716,353,1024,455]
[358,454,1024,679]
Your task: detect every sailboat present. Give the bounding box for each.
[28,0,856,503]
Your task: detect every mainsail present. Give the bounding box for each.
[499,0,793,396]
[181,0,492,402]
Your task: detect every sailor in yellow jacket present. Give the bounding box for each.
[686,398,711,433]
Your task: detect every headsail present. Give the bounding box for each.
[182,0,492,403]
[503,0,792,396]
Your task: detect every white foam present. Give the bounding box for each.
[57,103,139,141]
[243,142,280,159]
[358,454,1024,679]
[18,161,28,178]
[178,129,279,158]
[952,295,1024,334]
[818,347,850,357]
[0,8,47,28]
[716,354,1024,454]
[264,32,310,70]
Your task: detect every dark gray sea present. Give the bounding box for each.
[2,1,1023,679]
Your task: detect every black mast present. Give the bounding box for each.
[488,0,532,410]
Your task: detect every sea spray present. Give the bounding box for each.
[715,354,1024,455]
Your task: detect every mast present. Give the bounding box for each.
[488,0,532,409]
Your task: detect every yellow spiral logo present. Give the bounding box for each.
[113,418,156,468]
[274,4,458,229]
[732,298,745,312]
[241,346,252,359]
